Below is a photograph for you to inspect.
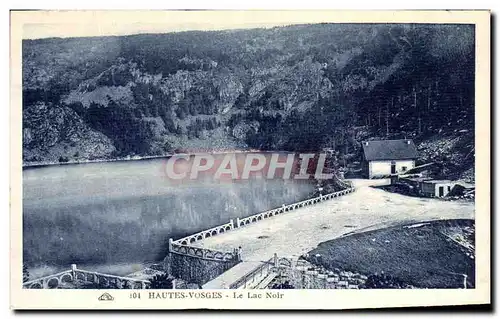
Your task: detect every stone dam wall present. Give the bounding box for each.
[166,186,356,286]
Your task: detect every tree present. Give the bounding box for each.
[23,264,29,283]
[148,273,174,289]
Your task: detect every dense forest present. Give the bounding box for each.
[22,23,475,179]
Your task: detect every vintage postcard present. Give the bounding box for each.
[10,10,490,310]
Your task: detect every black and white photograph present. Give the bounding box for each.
[9,9,490,310]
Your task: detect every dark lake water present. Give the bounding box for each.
[23,157,315,277]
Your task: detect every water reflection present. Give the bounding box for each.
[23,158,315,272]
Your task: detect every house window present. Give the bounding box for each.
[401,166,407,172]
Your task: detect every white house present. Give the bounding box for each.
[362,139,418,179]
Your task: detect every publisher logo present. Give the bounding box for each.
[98,293,114,301]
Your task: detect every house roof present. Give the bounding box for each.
[454,181,475,189]
[362,139,418,161]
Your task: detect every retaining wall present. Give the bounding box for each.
[166,252,240,286]
[284,259,367,289]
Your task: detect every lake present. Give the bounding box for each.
[23,157,316,277]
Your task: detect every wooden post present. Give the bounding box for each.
[168,238,173,252]
[71,264,77,282]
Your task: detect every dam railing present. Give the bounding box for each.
[169,186,356,263]
[229,258,275,289]
[23,264,150,289]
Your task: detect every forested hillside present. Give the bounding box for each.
[22,23,475,179]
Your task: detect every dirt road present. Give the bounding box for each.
[198,179,474,288]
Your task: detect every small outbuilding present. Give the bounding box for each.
[362,139,418,179]
[419,180,456,198]
[400,177,457,198]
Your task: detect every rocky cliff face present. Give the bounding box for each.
[22,24,474,166]
[23,103,116,164]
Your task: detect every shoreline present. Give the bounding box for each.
[21,149,281,169]
[22,154,173,169]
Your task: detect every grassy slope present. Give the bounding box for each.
[308,219,474,288]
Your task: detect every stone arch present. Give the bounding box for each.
[181,240,188,245]
[214,252,224,260]
[115,279,124,289]
[76,272,86,281]
[211,230,218,236]
[196,235,203,241]
[205,251,215,259]
[225,226,231,231]
[90,273,98,284]
[133,282,143,289]
[251,217,257,223]
[47,277,60,289]
[29,282,43,289]
[220,228,225,233]
[205,232,211,238]
[195,249,203,257]
[189,237,196,243]
[60,273,73,283]
[279,258,292,268]
[257,216,262,221]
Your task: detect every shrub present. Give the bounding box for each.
[23,264,29,283]
[148,273,174,289]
